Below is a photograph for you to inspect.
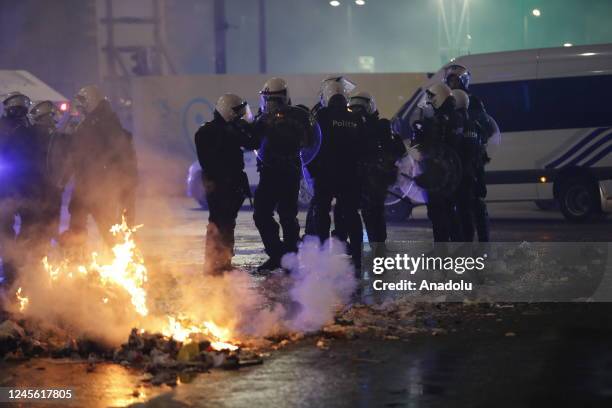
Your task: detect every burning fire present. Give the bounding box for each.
[39,218,149,317]
[162,316,238,351]
[16,287,29,312]
[20,217,238,351]
[91,221,149,316]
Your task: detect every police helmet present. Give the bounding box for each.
[2,92,32,118]
[320,76,355,108]
[215,93,248,122]
[349,91,377,115]
[259,77,289,113]
[74,85,104,115]
[444,64,471,90]
[426,83,452,110]
[29,100,61,125]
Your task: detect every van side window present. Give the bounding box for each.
[471,75,612,133]
[533,75,612,130]
[470,80,534,133]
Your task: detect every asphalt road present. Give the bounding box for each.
[1,197,611,408]
[135,198,612,270]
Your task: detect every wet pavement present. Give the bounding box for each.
[3,303,612,407]
[2,197,612,407]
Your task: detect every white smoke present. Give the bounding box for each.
[7,232,358,346]
[282,236,357,332]
[173,236,358,338]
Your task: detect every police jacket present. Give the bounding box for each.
[418,98,463,150]
[468,94,494,165]
[31,124,74,190]
[71,100,137,196]
[455,108,481,180]
[251,105,313,173]
[362,114,406,185]
[195,113,257,186]
[309,104,365,183]
[412,98,464,194]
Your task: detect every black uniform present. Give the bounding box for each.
[252,105,314,267]
[66,100,137,246]
[415,98,463,242]
[309,98,365,270]
[452,106,481,242]
[360,114,406,250]
[32,123,74,244]
[467,95,491,242]
[195,113,256,273]
[0,116,46,284]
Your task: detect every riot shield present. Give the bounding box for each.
[386,146,428,206]
[300,120,321,166]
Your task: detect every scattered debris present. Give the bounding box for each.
[0,320,25,355]
[0,298,538,387]
[316,338,330,350]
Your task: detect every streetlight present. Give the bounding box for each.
[563,43,573,47]
[330,0,340,6]
[355,0,365,5]
[524,7,541,48]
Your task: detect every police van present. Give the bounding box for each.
[392,43,612,222]
[0,70,70,112]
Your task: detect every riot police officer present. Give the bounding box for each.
[195,94,256,274]
[252,78,315,272]
[0,92,36,285]
[413,83,463,242]
[309,77,365,272]
[450,89,481,242]
[445,64,491,242]
[28,100,70,244]
[63,85,137,248]
[304,76,354,237]
[348,91,406,256]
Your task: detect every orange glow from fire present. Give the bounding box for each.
[35,217,237,351]
[16,287,29,312]
[162,316,238,351]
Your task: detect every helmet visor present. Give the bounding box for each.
[320,76,356,107]
[260,94,287,113]
[4,94,31,109]
[349,95,372,114]
[444,64,470,89]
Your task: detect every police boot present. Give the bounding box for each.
[256,257,281,273]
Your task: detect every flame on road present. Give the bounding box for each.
[22,217,238,351]
[162,316,238,351]
[16,287,29,312]
[91,221,149,316]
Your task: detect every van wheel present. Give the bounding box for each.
[558,177,599,222]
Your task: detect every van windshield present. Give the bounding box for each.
[391,87,424,140]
